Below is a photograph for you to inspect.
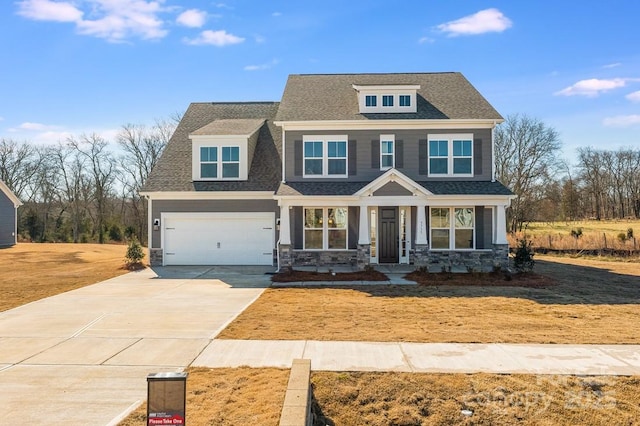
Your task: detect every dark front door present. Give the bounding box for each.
[379,207,398,263]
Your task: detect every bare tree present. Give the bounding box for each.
[495,114,562,232]
[68,134,117,244]
[117,119,174,241]
[0,138,42,200]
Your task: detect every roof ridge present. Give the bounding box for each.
[290,72,459,76]
[191,101,280,105]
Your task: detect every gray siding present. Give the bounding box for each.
[151,199,278,248]
[285,128,492,182]
[0,191,16,246]
[373,181,413,196]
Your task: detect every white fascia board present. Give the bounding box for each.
[140,191,274,200]
[352,84,421,91]
[274,119,503,131]
[427,195,514,207]
[0,181,22,207]
[275,196,359,206]
[189,134,251,142]
[355,168,432,197]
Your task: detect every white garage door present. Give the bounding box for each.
[162,212,275,265]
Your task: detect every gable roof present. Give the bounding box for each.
[191,118,265,136]
[275,73,503,122]
[0,180,22,207]
[142,102,281,192]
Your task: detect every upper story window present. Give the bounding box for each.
[199,145,241,179]
[303,135,348,178]
[430,207,475,250]
[352,84,419,113]
[428,134,473,177]
[380,134,395,170]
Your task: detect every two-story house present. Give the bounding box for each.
[141,72,514,271]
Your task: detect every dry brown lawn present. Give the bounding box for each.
[0,243,129,312]
[219,255,640,344]
[311,372,640,425]
[119,367,288,426]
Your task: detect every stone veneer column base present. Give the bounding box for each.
[356,244,371,270]
[149,248,163,266]
[279,244,293,269]
[492,244,510,270]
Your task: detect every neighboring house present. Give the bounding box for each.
[141,72,514,271]
[0,180,22,247]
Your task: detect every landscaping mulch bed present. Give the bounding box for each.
[405,270,556,288]
[272,268,389,282]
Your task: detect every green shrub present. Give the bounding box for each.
[125,239,145,266]
[618,232,628,243]
[109,224,123,242]
[513,237,535,273]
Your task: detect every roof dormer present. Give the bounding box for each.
[352,84,420,114]
[189,118,264,181]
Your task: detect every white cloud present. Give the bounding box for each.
[17,0,168,42]
[254,35,266,44]
[16,0,83,22]
[184,29,244,46]
[437,8,512,36]
[603,62,622,69]
[418,36,435,44]
[603,115,640,127]
[555,78,628,97]
[626,90,640,102]
[272,12,282,17]
[244,59,278,71]
[176,9,206,28]
[13,122,59,131]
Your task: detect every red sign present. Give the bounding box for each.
[148,413,185,425]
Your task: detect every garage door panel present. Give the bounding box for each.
[163,213,274,265]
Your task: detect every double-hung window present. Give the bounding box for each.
[199,146,240,179]
[304,207,348,250]
[430,207,475,250]
[428,134,473,177]
[200,147,218,178]
[303,135,348,177]
[380,134,395,170]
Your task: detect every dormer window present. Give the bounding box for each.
[352,84,419,113]
[189,118,264,181]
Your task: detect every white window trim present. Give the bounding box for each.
[303,207,349,251]
[302,135,348,178]
[380,134,395,170]
[427,133,474,178]
[429,207,476,251]
[191,138,247,181]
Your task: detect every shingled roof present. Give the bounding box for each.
[142,102,281,192]
[276,180,513,196]
[275,73,503,122]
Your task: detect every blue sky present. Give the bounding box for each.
[1,0,639,162]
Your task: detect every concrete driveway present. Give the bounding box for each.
[0,266,271,425]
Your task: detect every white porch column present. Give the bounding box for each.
[494,205,508,244]
[279,203,291,245]
[415,204,428,245]
[358,205,370,245]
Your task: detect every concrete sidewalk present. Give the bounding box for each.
[193,340,640,376]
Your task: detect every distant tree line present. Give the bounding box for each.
[0,116,178,245]
[496,114,640,232]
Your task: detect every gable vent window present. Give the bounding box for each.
[399,95,411,107]
[365,95,377,107]
[382,95,394,107]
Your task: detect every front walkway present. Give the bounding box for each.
[194,339,640,376]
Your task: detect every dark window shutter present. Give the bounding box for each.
[395,140,403,168]
[418,139,427,175]
[294,140,302,176]
[348,140,357,176]
[474,139,483,176]
[475,206,484,249]
[371,140,380,169]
